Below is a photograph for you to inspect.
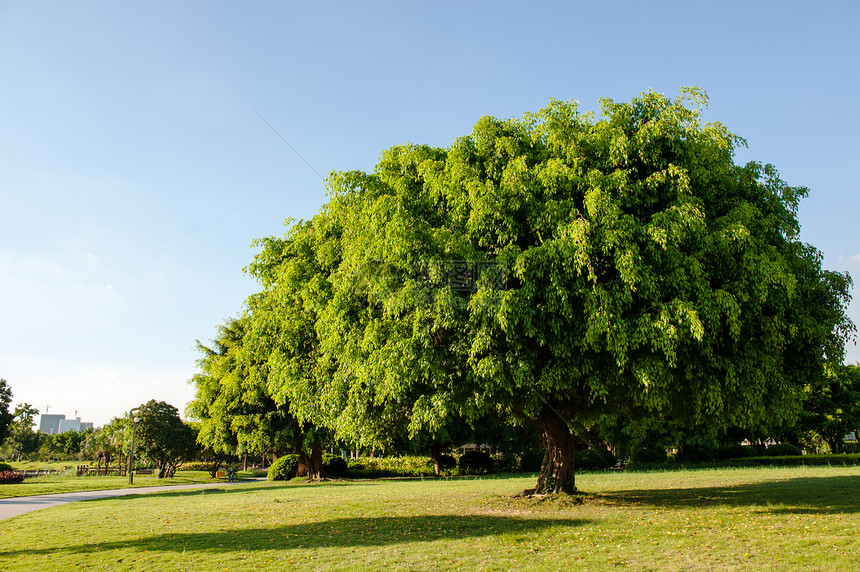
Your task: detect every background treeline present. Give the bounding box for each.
[1,365,858,477]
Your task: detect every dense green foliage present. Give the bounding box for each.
[134,400,196,478]
[0,379,13,445]
[0,403,40,461]
[798,363,860,453]
[457,450,495,474]
[576,448,618,469]
[267,453,300,481]
[188,317,302,461]
[632,448,669,464]
[764,443,803,456]
[188,88,854,493]
[322,453,349,477]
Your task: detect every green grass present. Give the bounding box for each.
[1,466,858,570]
[0,471,230,499]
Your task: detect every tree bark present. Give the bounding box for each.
[430,443,443,475]
[298,442,325,480]
[533,404,576,494]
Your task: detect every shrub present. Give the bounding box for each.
[492,454,519,473]
[0,471,25,484]
[576,448,617,470]
[519,450,544,472]
[676,443,717,462]
[322,454,348,477]
[439,454,457,471]
[715,444,750,460]
[423,453,458,473]
[346,456,436,478]
[177,462,218,472]
[0,462,13,472]
[765,443,803,457]
[267,454,300,481]
[458,450,495,474]
[631,448,668,464]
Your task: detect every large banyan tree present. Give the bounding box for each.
[246,88,853,493]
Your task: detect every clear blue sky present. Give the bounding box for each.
[1,1,858,427]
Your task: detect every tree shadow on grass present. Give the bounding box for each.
[593,475,860,514]
[0,514,589,557]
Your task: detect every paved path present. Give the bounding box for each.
[0,480,262,522]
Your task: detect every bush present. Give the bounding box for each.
[345,456,436,478]
[631,448,668,464]
[765,443,803,457]
[267,454,300,481]
[439,454,457,471]
[0,462,13,472]
[177,462,219,472]
[0,471,25,484]
[519,450,544,472]
[675,442,717,462]
[715,444,750,460]
[492,454,519,473]
[423,453,458,473]
[458,450,495,474]
[576,448,617,470]
[322,454,348,477]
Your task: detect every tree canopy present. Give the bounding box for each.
[134,400,195,478]
[0,379,13,445]
[0,403,40,462]
[226,88,854,493]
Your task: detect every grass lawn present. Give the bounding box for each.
[1,466,858,570]
[0,471,232,499]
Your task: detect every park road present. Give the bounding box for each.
[0,479,264,521]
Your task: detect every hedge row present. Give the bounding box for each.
[267,449,622,480]
[626,453,860,471]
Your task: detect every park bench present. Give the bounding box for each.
[215,468,238,481]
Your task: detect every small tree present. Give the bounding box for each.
[134,400,195,478]
[42,430,86,460]
[801,364,860,453]
[0,379,13,445]
[0,404,41,461]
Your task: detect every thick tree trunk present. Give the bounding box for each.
[298,442,325,480]
[825,435,842,454]
[430,443,443,475]
[533,405,576,494]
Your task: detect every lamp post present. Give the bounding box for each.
[128,408,139,485]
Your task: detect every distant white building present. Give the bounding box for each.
[58,417,82,433]
[39,414,66,435]
[40,413,94,434]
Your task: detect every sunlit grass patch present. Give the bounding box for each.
[0,470,224,499]
[1,467,858,570]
